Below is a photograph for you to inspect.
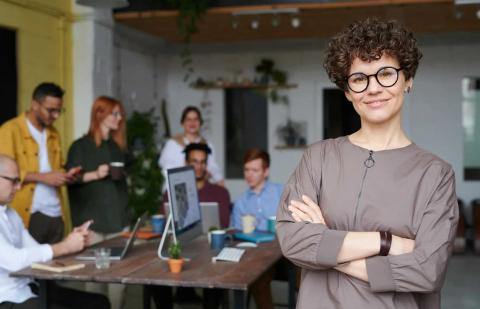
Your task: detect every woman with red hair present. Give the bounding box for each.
[66,96,130,308]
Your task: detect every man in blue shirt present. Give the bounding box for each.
[231,149,284,309]
[232,149,283,231]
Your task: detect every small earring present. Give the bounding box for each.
[405,87,411,93]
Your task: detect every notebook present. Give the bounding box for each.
[76,215,143,261]
[233,231,275,244]
[31,261,85,273]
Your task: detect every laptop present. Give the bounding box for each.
[200,202,220,233]
[76,215,144,261]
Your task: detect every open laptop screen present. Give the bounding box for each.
[166,166,202,234]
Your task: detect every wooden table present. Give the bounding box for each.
[11,236,290,309]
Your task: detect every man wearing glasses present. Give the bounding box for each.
[0,154,110,309]
[0,82,80,244]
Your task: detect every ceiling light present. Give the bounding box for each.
[251,19,259,30]
[291,16,301,28]
[76,0,129,9]
[454,8,464,19]
[271,15,280,27]
[232,16,239,29]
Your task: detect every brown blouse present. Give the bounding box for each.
[277,136,458,309]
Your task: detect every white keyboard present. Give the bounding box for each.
[212,247,245,263]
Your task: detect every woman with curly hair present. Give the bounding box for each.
[277,18,458,308]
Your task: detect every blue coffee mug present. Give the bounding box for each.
[210,230,227,250]
[268,216,276,234]
[151,214,165,234]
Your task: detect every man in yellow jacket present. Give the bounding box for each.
[0,83,79,244]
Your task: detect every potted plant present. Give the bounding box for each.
[126,109,164,219]
[168,241,184,273]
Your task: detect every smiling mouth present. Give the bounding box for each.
[364,99,389,107]
[365,98,388,104]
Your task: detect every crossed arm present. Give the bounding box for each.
[288,195,415,282]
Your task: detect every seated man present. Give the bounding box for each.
[0,154,110,309]
[231,148,284,309]
[162,143,231,228]
[232,148,284,231]
[151,143,231,309]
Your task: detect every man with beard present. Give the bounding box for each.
[0,83,80,244]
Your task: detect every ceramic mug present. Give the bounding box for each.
[151,214,165,234]
[268,216,276,234]
[210,230,228,250]
[110,162,124,180]
[241,215,256,234]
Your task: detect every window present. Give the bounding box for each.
[323,88,360,139]
[0,27,17,125]
[462,77,480,180]
[225,89,268,178]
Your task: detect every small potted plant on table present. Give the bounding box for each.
[168,241,183,273]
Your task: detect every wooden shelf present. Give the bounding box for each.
[191,83,298,90]
[275,145,307,150]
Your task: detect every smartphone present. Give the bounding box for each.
[70,166,82,176]
[82,220,93,231]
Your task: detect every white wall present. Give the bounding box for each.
[163,35,480,204]
[73,14,480,208]
[72,4,169,139]
[113,24,169,144]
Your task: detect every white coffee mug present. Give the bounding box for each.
[241,215,256,234]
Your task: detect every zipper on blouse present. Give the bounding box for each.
[353,150,375,228]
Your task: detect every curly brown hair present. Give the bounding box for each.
[324,18,422,91]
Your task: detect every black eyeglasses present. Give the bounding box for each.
[346,67,403,93]
[0,175,21,186]
[40,104,65,115]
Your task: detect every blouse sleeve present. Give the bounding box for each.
[65,139,82,170]
[158,139,181,170]
[276,144,347,270]
[206,141,223,183]
[366,166,458,293]
[65,140,86,186]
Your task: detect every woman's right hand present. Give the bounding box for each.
[96,164,109,180]
[389,235,415,255]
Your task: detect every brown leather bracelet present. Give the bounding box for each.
[379,231,392,256]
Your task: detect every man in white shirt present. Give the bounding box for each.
[0,83,81,244]
[0,154,109,309]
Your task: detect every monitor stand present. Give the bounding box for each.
[157,213,176,261]
[157,213,194,261]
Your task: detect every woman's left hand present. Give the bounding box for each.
[288,195,326,225]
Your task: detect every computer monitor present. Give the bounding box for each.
[166,166,202,236]
[158,166,203,260]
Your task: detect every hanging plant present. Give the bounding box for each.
[168,0,209,82]
[254,58,289,105]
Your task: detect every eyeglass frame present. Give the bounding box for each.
[346,66,403,93]
[111,111,122,118]
[37,102,66,116]
[0,175,21,186]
